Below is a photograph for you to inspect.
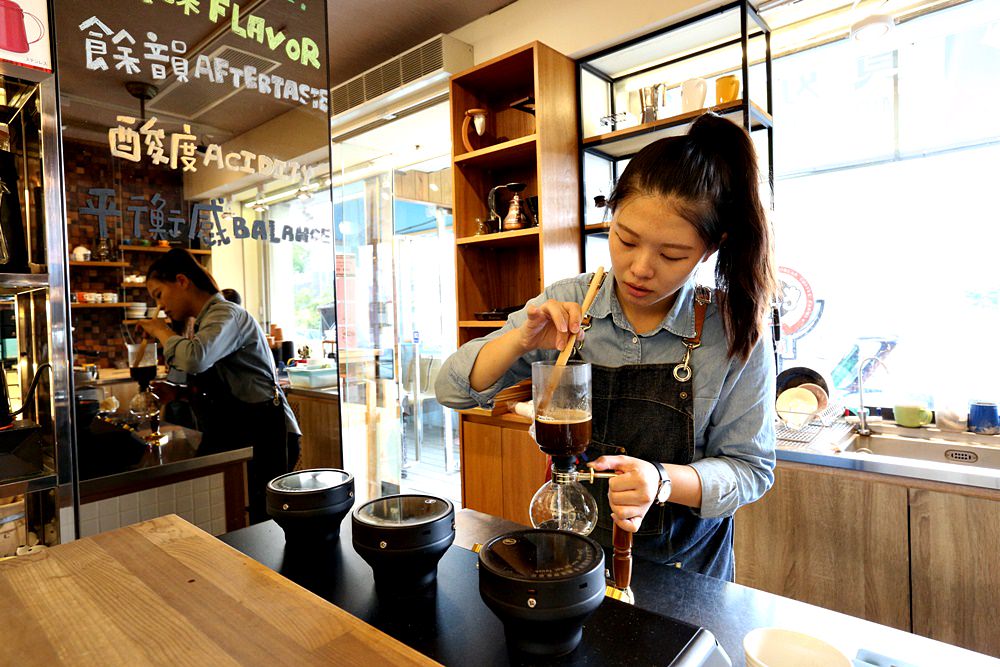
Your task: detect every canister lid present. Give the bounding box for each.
[480,530,603,581]
[354,495,452,528]
[268,469,352,493]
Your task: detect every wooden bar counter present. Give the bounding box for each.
[0,515,437,666]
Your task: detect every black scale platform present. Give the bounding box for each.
[220,520,730,666]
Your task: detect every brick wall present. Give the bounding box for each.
[66,138,189,368]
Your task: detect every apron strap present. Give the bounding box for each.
[674,286,712,382]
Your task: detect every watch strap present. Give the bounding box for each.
[653,462,671,505]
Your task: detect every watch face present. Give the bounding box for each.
[655,464,671,503]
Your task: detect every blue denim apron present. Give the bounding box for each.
[581,292,735,581]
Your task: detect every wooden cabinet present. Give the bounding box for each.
[460,413,547,526]
[286,390,342,470]
[734,462,911,631]
[910,488,1000,658]
[736,461,1000,658]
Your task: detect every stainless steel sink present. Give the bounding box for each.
[842,434,1000,469]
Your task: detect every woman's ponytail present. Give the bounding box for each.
[607,112,776,362]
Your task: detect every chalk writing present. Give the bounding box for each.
[137,0,321,69]
[108,117,317,186]
[80,17,328,111]
[80,17,113,71]
[77,188,329,247]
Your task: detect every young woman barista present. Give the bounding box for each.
[137,249,301,524]
[436,113,777,581]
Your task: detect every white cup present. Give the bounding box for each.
[681,78,708,113]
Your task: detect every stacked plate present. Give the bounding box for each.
[744,628,851,667]
[124,302,147,319]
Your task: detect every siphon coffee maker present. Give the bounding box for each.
[127,340,165,445]
[525,268,635,601]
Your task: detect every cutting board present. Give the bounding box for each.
[0,515,439,666]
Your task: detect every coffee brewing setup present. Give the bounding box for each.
[257,266,729,662]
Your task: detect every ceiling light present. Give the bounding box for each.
[429,183,440,192]
[850,13,894,41]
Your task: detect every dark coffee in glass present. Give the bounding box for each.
[534,409,592,457]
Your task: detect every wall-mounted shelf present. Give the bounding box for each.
[71,303,127,309]
[454,134,537,168]
[582,99,772,158]
[456,227,539,248]
[69,261,128,268]
[121,246,211,256]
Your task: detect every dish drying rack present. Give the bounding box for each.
[775,402,854,451]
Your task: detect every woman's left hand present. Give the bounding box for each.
[136,317,173,342]
[588,455,660,533]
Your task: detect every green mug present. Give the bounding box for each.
[894,404,933,428]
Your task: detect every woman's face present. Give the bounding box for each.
[609,194,714,320]
[147,277,194,322]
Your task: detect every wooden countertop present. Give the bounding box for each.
[0,515,438,666]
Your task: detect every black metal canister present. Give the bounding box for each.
[478,529,606,656]
[266,469,355,543]
[351,494,455,593]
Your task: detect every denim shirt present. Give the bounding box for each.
[435,271,776,519]
[163,293,300,435]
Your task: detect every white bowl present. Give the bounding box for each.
[776,387,818,429]
[744,628,851,667]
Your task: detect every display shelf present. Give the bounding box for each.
[71,303,127,309]
[121,246,211,255]
[0,470,57,497]
[453,135,537,169]
[455,226,539,248]
[69,261,128,268]
[582,99,772,158]
[576,0,773,250]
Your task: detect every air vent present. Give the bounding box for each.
[331,34,472,117]
[945,449,979,464]
[149,45,281,119]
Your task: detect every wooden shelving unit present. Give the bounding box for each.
[450,41,581,347]
[449,41,582,525]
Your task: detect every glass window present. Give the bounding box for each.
[772,0,1000,409]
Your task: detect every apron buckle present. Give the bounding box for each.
[575,315,594,353]
[673,344,694,382]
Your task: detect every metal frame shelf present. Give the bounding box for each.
[576,0,775,253]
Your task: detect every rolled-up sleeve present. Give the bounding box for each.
[689,334,776,518]
[164,306,245,374]
[435,291,563,410]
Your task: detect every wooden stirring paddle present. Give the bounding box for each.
[132,306,160,368]
[534,267,606,415]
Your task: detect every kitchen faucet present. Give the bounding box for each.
[856,356,889,436]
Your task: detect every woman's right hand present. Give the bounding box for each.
[517,299,585,352]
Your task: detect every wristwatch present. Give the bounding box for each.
[652,462,672,505]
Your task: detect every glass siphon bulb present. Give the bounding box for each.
[529,478,598,536]
[129,389,160,419]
